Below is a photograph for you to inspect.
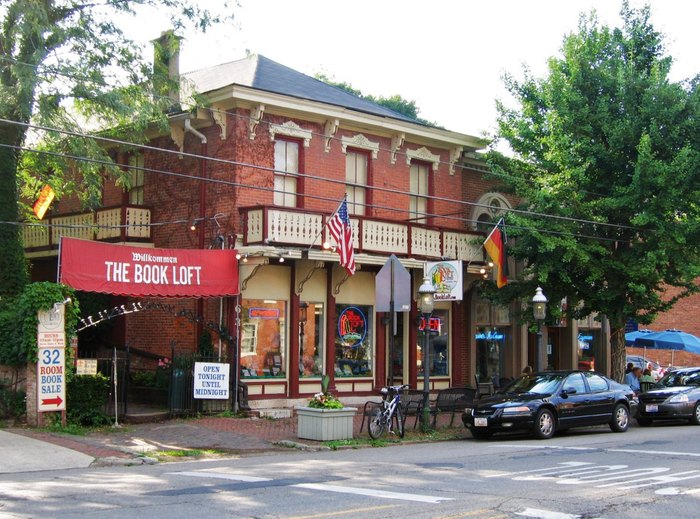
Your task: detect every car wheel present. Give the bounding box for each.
[690,402,700,426]
[610,404,630,432]
[532,408,556,439]
[636,417,652,427]
[470,429,492,440]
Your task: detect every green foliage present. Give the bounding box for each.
[198,330,214,357]
[315,73,438,126]
[486,2,700,381]
[67,374,111,427]
[0,1,232,296]
[0,282,79,365]
[0,386,26,420]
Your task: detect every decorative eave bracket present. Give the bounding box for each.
[449,146,463,175]
[170,122,185,156]
[324,119,339,152]
[249,103,265,140]
[390,133,405,164]
[333,264,361,295]
[296,261,325,294]
[208,104,227,140]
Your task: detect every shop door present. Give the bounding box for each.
[387,313,408,386]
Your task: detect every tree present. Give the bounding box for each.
[486,2,700,381]
[316,73,437,126]
[0,0,230,301]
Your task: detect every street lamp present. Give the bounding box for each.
[532,287,548,372]
[299,302,308,376]
[418,276,435,431]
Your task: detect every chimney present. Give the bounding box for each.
[152,30,182,112]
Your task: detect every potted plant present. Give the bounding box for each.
[297,374,357,441]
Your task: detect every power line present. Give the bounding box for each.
[2,141,631,243]
[1,117,643,235]
[1,53,622,200]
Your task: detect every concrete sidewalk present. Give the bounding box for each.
[0,430,94,473]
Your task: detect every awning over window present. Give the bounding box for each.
[59,237,239,297]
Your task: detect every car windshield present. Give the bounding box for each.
[501,373,564,395]
[657,370,700,388]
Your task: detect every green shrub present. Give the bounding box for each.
[67,374,111,426]
[0,386,26,420]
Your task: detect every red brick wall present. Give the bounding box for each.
[649,284,700,337]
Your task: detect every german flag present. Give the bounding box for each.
[484,218,507,288]
[33,185,55,220]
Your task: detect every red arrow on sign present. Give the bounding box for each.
[41,396,63,406]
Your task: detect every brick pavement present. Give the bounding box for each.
[6,408,465,466]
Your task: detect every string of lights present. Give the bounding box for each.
[1,117,642,236]
[0,140,632,244]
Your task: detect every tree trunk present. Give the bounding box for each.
[0,123,29,299]
[610,325,627,383]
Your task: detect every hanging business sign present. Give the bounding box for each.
[59,237,239,297]
[193,362,230,399]
[425,260,463,301]
[37,307,66,412]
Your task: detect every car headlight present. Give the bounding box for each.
[463,408,473,415]
[502,406,531,414]
[669,393,689,403]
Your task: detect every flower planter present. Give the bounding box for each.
[296,406,358,441]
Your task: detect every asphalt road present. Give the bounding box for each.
[2,421,700,518]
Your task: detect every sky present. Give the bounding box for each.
[130,0,699,140]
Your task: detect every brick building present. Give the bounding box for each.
[24,49,608,409]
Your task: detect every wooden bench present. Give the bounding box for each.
[430,387,476,428]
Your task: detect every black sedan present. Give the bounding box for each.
[462,370,638,440]
[636,367,700,426]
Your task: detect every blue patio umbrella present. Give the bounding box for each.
[625,329,654,346]
[634,329,700,365]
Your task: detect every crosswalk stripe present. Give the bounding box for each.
[293,482,453,503]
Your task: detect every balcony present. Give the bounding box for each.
[240,206,484,263]
[23,205,152,255]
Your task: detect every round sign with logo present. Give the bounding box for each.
[338,306,367,348]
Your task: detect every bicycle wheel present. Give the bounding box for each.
[368,407,387,439]
[393,406,405,438]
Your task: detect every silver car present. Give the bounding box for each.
[636,367,700,426]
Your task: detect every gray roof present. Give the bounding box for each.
[182,54,419,124]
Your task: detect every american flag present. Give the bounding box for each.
[327,199,356,276]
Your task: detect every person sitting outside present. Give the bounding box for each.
[625,362,634,374]
[625,366,642,393]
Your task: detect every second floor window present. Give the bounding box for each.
[128,154,144,205]
[409,161,429,224]
[345,150,368,215]
[274,139,299,207]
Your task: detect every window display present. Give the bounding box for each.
[240,299,286,378]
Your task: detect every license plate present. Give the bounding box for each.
[646,404,658,413]
[474,417,488,427]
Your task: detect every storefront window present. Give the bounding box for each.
[300,303,324,378]
[240,299,286,379]
[476,327,510,386]
[335,304,373,378]
[578,329,602,371]
[418,309,449,376]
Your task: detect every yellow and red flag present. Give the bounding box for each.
[33,185,55,220]
[484,218,508,288]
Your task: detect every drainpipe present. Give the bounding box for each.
[184,118,207,350]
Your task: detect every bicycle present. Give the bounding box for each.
[368,384,409,439]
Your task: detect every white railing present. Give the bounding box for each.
[23,206,151,251]
[241,206,483,261]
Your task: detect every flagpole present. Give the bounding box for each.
[307,195,347,251]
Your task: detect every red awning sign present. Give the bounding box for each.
[59,237,239,297]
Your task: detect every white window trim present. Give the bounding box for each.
[269,120,312,147]
[341,134,379,159]
[406,146,440,171]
